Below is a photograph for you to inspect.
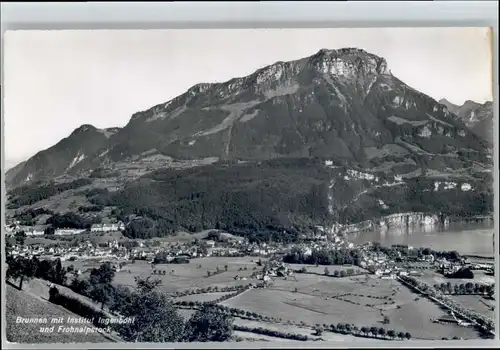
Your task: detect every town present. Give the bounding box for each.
[5,217,495,342]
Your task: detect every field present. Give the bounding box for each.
[232,319,366,342]
[47,253,491,342]
[5,283,113,343]
[62,259,111,275]
[449,295,495,319]
[221,274,482,340]
[174,292,234,303]
[112,257,266,293]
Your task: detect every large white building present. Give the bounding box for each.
[90,222,125,232]
[55,228,86,236]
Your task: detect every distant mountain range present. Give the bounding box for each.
[438,98,493,144]
[5,48,493,239]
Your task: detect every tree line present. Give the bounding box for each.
[8,178,93,209]
[6,255,66,290]
[85,158,332,240]
[432,282,494,296]
[13,208,54,226]
[283,247,362,266]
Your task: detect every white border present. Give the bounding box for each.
[1,1,498,349]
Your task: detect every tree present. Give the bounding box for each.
[378,327,386,338]
[405,332,411,340]
[183,304,234,342]
[135,276,163,294]
[224,265,228,272]
[324,267,330,276]
[70,277,91,296]
[89,262,116,310]
[118,290,185,342]
[397,331,406,340]
[15,231,26,246]
[387,330,396,339]
[44,226,56,235]
[6,255,36,290]
[52,259,67,285]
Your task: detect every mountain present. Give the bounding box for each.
[6,126,122,189]
[5,48,493,240]
[6,48,491,189]
[439,98,494,143]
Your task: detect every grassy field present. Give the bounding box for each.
[233,330,301,342]
[232,319,364,342]
[449,295,495,319]
[5,284,113,344]
[62,259,110,276]
[112,257,265,293]
[174,292,235,303]
[221,274,482,340]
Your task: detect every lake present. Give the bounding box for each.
[349,221,495,257]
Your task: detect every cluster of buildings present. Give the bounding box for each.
[4,221,126,237]
[8,239,130,262]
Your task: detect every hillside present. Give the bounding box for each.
[85,158,492,241]
[6,126,122,190]
[439,99,494,144]
[7,48,491,189]
[5,283,113,343]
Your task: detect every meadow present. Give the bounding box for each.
[221,274,482,340]
[449,295,495,319]
[112,257,265,293]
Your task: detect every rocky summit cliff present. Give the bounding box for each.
[439,98,494,144]
[7,48,491,189]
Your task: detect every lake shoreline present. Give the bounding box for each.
[348,221,494,258]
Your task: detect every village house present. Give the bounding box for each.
[4,224,18,235]
[203,240,216,248]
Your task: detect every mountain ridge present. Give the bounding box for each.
[6,48,491,189]
[438,98,493,143]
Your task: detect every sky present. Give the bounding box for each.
[3,27,493,170]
